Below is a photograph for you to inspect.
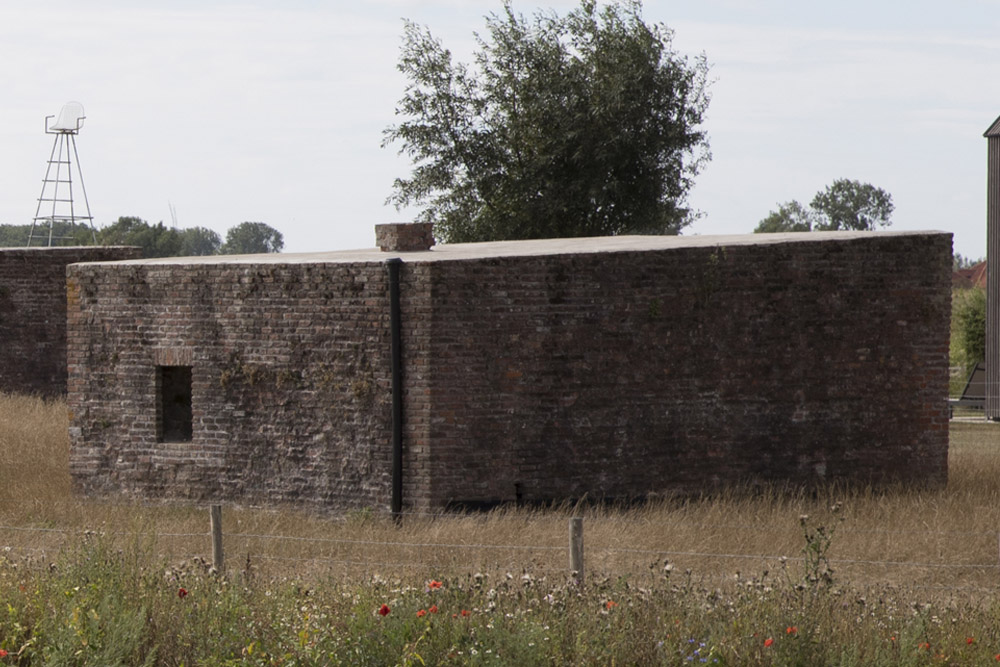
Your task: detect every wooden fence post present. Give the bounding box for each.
[210,504,224,571]
[569,517,584,585]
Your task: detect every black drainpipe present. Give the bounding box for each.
[386,258,404,518]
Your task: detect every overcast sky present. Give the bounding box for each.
[1,0,998,259]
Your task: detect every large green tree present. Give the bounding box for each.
[220,221,283,254]
[95,217,182,258]
[754,201,817,233]
[178,226,222,256]
[810,179,894,231]
[384,0,711,243]
[755,179,894,233]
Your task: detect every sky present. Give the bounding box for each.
[1,0,998,260]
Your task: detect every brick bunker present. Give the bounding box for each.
[0,246,142,397]
[66,230,952,511]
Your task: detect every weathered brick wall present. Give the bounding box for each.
[66,231,951,510]
[376,223,436,252]
[0,246,141,397]
[67,260,432,508]
[423,233,952,506]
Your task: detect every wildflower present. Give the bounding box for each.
[919,642,931,651]
[178,587,188,599]
[605,600,618,610]
[461,609,470,617]
[967,637,975,645]
[0,650,7,658]
[429,605,438,614]
[786,626,797,635]
[417,609,427,618]
[378,604,390,617]
[994,653,1000,661]
[428,579,443,590]
[764,638,774,648]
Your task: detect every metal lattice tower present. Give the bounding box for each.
[28,102,96,247]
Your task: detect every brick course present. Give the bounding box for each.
[376,223,436,252]
[67,231,952,509]
[0,246,141,397]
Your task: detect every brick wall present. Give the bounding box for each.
[66,260,427,509]
[0,246,141,397]
[422,233,952,506]
[67,231,951,509]
[376,223,435,252]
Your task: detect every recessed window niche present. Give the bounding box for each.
[159,365,193,442]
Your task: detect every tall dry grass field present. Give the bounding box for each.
[6,392,1000,664]
[1,391,999,594]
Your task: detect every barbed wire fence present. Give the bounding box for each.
[2,503,1000,596]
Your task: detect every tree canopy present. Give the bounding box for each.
[954,286,986,368]
[954,253,985,272]
[221,221,284,254]
[0,222,93,247]
[0,218,282,258]
[810,179,894,231]
[179,226,223,256]
[754,201,817,234]
[96,217,182,258]
[384,0,711,243]
[754,179,894,233]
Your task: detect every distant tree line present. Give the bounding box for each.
[755,179,894,233]
[954,253,984,272]
[0,218,283,258]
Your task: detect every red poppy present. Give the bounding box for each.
[967,637,975,645]
[429,605,438,614]
[417,609,427,618]
[0,650,7,658]
[605,600,618,610]
[378,604,390,617]
[461,609,470,617]
[919,642,931,651]
[994,654,1000,661]
[786,626,797,635]
[428,580,443,590]
[764,638,774,648]
[178,587,188,599]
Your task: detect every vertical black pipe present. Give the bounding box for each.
[386,258,404,517]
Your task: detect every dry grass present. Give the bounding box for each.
[2,392,999,597]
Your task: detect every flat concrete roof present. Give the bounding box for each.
[73,230,950,267]
[0,245,140,254]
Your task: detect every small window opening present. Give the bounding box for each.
[160,366,192,442]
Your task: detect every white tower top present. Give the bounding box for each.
[48,101,85,133]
